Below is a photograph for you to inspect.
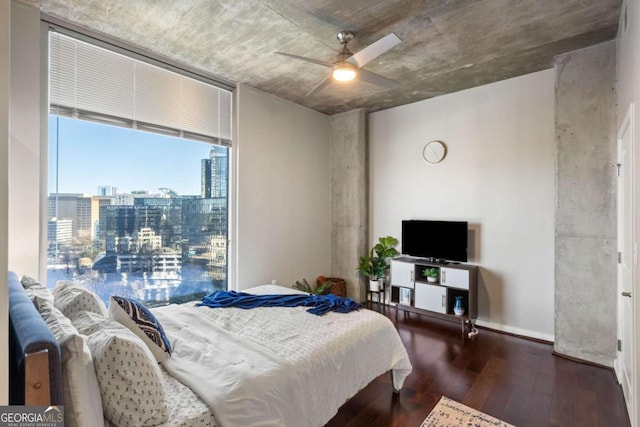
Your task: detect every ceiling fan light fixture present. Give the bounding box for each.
[276,31,400,96]
[332,62,357,82]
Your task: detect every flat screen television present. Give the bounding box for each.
[401,220,468,262]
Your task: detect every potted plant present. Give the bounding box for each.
[357,250,385,291]
[422,267,439,283]
[357,236,399,291]
[293,278,333,295]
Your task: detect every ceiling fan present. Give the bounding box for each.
[275,31,401,96]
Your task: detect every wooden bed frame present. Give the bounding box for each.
[8,272,63,405]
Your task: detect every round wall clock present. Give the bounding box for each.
[422,140,447,164]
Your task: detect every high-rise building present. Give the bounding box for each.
[201,146,228,198]
[133,227,162,253]
[102,205,162,253]
[47,218,72,249]
[114,190,166,206]
[48,193,93,239]
[182,197,227,281]
[182,197,227,247]
[134,197,183,249]
[91,195,113,243]
[97,186,117,196]
[114,193,134,205]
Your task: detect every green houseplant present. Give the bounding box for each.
[293,278,333,295]
[422,267,439,283]
[357,236,399,291]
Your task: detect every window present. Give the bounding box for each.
[47,31,232,306]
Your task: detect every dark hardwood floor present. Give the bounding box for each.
[326,306,630,427]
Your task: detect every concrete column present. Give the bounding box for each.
[329,109,367,301]
[554,41,617,366]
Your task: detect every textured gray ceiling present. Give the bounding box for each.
[25,0,622,115]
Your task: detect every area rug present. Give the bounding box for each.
[421,396,515,427]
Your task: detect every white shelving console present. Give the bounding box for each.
[390,256,478,342]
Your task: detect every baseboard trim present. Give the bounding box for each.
[475,324,554,345]
[474,320,555,344]
[474,325,614,371]
[551,350,614,370]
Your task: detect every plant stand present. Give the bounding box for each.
[366,287,386,313]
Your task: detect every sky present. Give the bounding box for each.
[48,115,222,196]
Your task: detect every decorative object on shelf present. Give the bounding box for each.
[422,267,439,283]
[316,276,347,297]
[368,279,383,292]
[454,296,465,316]
[399,288,412,305]
[357,236,399,293]
[293,278,332,295]
[422,140,447,164]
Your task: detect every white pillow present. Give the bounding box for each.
[109,295,172,362]
[53,282,108,321]
[21,275,54,306]
[37,302,104,427]
[74,312,168,427]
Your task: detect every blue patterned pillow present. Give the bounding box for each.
[108,295,172,362]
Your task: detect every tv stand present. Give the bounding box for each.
[390,256,478,342]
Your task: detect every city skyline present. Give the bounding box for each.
[46,115,230,303]
[48,115,223,196]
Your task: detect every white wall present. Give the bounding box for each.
[9,2,41,277]
[370,70,556,340]
[235,84,331,289]
[0,0,42,404]
[617,2,639,242]
[616,0,640,423]
[618,2,639,124]
[0,0,11,407]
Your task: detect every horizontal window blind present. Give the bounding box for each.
[49,32,232,145]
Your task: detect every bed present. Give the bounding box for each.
[9,273,412,427]
[8,271,63,406]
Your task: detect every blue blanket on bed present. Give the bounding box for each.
[197,291,363,316]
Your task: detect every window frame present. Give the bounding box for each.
[40,16,237,293]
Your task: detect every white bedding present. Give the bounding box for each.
[159,368,216,427]
[152,285,412,427]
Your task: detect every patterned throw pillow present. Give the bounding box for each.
[21,275,54,306]
[74,312,168,427]
[109,295,172,362]
[37,302,104,427]
[53,282,108,321]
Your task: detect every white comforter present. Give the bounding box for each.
[152,285,412,427]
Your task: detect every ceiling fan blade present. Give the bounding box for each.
[346,33,401,68]
[306,76,332,97]
[274,52,332,68]
[357,68,400,90]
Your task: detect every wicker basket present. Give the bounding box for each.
[316,276,347,298]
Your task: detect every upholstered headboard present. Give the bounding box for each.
[8,272,63,405]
